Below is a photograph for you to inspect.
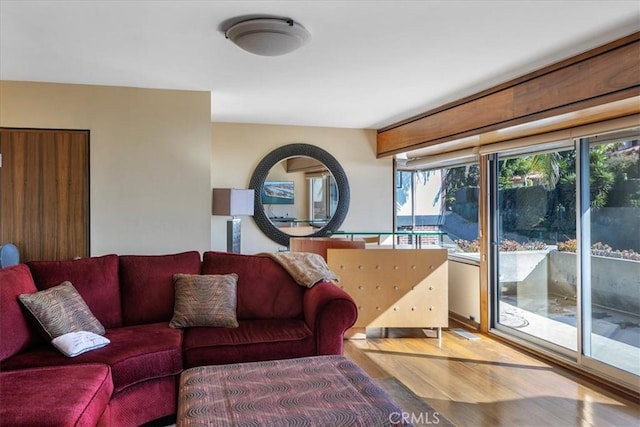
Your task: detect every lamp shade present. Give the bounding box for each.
[212,188,255,216]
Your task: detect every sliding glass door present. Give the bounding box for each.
[491,127,639,387]
[582,130,640,378]
[494,144,578,353]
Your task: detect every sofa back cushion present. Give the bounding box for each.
[0,264,40,361]
[201,251,304,320]
[119,251,202,325]
[27,255,122,329]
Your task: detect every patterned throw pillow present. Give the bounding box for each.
[19,281,105,339]
[170,274,239,328]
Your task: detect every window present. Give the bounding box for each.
[396,163,479,254]
[308,173,337,222]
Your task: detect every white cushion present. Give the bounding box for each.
[51,331,110,357]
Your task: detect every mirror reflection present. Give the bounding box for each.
[262,156,338,237]
[250,143,350,247]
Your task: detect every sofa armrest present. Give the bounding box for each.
[303,282,357,355]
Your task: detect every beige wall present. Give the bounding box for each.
[0,81,212,255]
[212,123,393,254]
[449,260,481,322]
[0,81,392,256]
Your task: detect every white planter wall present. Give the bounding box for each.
[549,251,640,314]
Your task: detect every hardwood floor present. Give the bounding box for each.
[344,328,639,426]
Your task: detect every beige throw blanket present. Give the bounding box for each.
[258,252,340,288]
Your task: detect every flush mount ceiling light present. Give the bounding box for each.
[224,18,311,56]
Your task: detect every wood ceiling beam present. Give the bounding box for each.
[377,32,640,158]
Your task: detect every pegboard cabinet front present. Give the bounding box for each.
[327,249,448,328]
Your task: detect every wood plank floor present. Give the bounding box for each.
[344,329,639,426]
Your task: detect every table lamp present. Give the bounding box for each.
[212,188,255,253]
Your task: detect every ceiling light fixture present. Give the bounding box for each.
[224,17,311,56]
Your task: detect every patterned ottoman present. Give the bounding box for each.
[177,355,410,426]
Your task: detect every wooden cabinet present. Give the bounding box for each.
[289,237,365,260]
[327,249,448,331]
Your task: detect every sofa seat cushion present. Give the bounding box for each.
[0,364,113,427]
[182,319,315,367]
[201,251,305,320]
[107,375,177,427]
[119,251,202,325]
[0,264,40,362]
[1,322,183,393]
[27,254,122,328]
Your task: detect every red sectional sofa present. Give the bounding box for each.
[0,251,358,426]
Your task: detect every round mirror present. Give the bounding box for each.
[249,144,350,247]
[261,156,335,236]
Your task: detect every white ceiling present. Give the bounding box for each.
[1,1,639,130]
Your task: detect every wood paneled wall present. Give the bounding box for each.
[0,128,89,262]
[378,32,640,157]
